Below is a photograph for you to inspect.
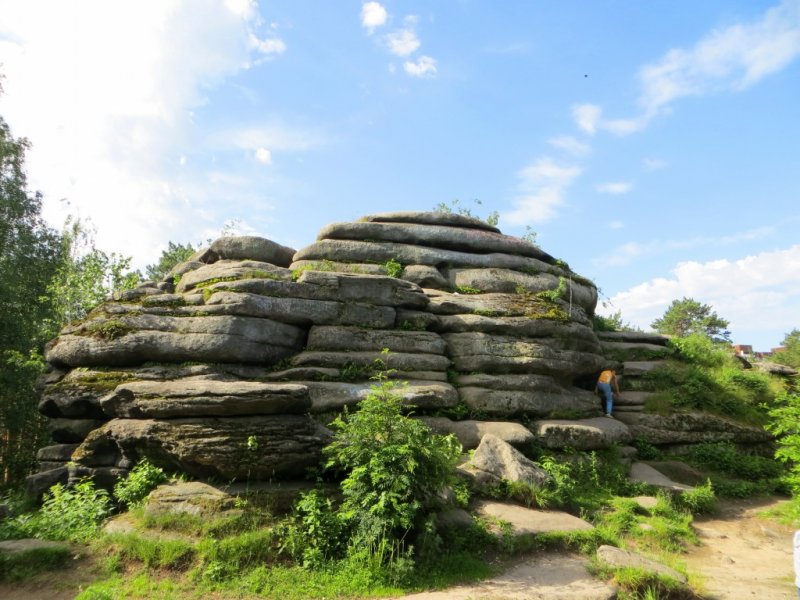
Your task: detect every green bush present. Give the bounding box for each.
[686,442,782,481]
[674,480,716,515]
[323,380,462,564]
[113,460,167,507]
[3,479,113,543]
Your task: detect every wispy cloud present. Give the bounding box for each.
[404,56,437,78]
[595,226,777,267]
[596,182,633,195]
[548,135,591,157]
[572,104,601,135]
[643,158,668,171]
[502,158,582,225]
[574,1,800,135]
[603,244,800,345]
[361,2,388,34]
[386,28,421,56]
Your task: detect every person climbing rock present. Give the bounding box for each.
[596,367,621,418]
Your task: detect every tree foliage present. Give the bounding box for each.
[0,106,140,487]
[45,218,141,332]
[651,297,731,342]
[0,113,62,485]
[145,241,196,281]
[773,329,800,369]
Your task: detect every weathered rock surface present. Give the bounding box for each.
[596,545,687,584]
[533,418,632,450]
[100,380,311,418]
[471,434,551,487]
[34,214,759,496]
[458,386,599,418]
[175,260,291,293]
[0,538,70,557]
[206,236,296,267]
[144,481,236,516]
[419,417,534,449]
[72,416,331,481]
[46,315,305,367]
[615,412,771,446]
[444,332,604,376]
[361,210,502,233]
[306,381,458,412]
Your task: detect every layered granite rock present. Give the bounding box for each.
[39,211,775,496]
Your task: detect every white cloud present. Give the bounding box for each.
[404,56,437,78]
[250,34,286,57]
[596,181,633,194]
[254,147,272,164]
[548,135,591,156]
[386,29,421,56]
[0,0,288,267]
[503,158,582,225]
[643,158,668,171]
[602,245,800,346]
[595,0,800,135]
[361,2,388,34]
[572,104,602,135]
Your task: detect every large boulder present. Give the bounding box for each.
[471,434,551,487]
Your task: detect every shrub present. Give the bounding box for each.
[323,381,462,564]
[4,479,114,543]
[382,259,403,278]
[674,480,716,515]
[113,459,167,507]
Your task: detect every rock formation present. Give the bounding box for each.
[26,211,772,496]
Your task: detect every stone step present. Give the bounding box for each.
[628,462,693,492]
[474,500,593,535]
[615,391,651,406]
[532,417,632,450]
[622,361,667,377]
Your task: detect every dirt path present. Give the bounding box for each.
[683,496,797,600]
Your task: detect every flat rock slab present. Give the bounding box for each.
[306,381,457,412]
[614,391,651,406]
[616,412,772,445]
[629,462,694,492]
[361,210,502,233]
[533,418,632,450]
[419,417,534,449]
[145,481,236,516]
[597,544,687,584]
[399,553,616,600]
[101,380,311,418]
[475,500,593,535]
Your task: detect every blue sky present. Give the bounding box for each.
[1,0,798,350]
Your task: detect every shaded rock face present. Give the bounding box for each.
[31,211,615,489]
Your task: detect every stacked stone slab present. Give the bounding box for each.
[29,212,617,495]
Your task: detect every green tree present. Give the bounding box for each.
[651,297,731,342]
[0,111,63,485]
[773,329,800,369]
[145,241,196,281]
[44,217,141,332]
